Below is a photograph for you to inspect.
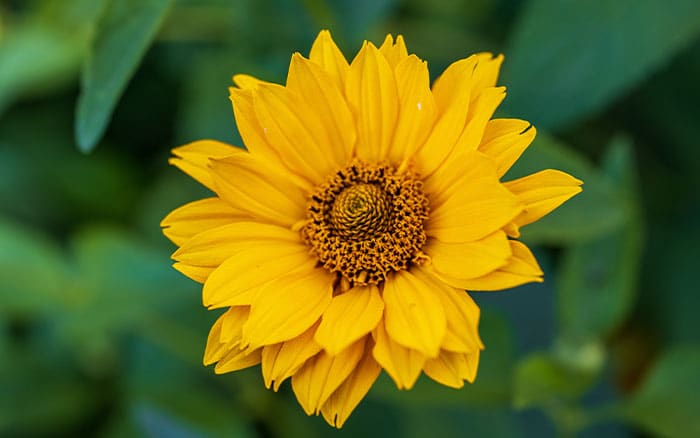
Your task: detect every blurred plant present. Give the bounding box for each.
[1,0,700,437]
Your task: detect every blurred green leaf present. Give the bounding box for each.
[617,345,700,437]
[76,0,171,152]
[503,0,700,130]
[557,137,643,341]
[0,218,66,316]
[0,0,106,114]
[370,311,514,408]
[513,352,598,410]
[506,131,630,244]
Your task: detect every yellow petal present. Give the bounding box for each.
[470,53,504,92]
[413,268,483,353]
[161,197,247,246]
[203,311,228,366]
[423,350,469,389]
[242,268,333,349]
[383,269,447,357]
[504,169,583,228]
[425,231,511,281]
[309,30,349,91]
[441,240,544,291]
[203,241,315,309]
[426,170,522,243]
[378,34,409,68]
[219,305,250,344]
[252,83,340,185]
[415,56,478,177]
[214,347,262,374]
[450,86,506,153]
[372,319,425,389]
[261,322,322,391]
[292,338,366,415]
[389,55,436,165]
[287,53,355,163]
[320,341,381,428]
[345,42,398,162]
[172,262,213,284]
[479,119,536,178]
[169,140,242,191]
[464,350,480,383]
[172,221,300,268]
[209,153,307,227]
[232,73,267,89]
[314,285,384,355]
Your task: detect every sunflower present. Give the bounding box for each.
[161,30,582,428]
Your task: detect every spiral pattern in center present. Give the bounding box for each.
[331,184,390,240]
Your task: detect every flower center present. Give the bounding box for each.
[302,161,429,286]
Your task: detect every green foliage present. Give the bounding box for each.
[503,0,700,130]
[76,0,172,152]
[1,0,699,436]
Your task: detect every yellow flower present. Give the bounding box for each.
[161,30,582,428]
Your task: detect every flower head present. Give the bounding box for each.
[161,30,582,428]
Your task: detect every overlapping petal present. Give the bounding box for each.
[169,140,242,191]
[161,197,247,246]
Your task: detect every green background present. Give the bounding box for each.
[1,0,699,436]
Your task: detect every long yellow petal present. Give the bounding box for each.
[372,319,425,389]
[219,305,250,344]
[261,322,322,391]
[309,30,349,92]
[242,268,333,349]
[203,241,315,309]
[479,119,536,178]
[314,285,384,355]
[504,169,583,228]
[320,341,381,428]
[292,338,366,415]
[172,262,213,284]
[287,53,355,163]
[450,86,506,153]
[345,42,398,162]
[425,231,511,281]
[389,54,436,165]
[169,140,242,191]
[378,34,409,68]
[161,197,247,246]
[383,269,447,358]
[214,347,262,374]
[203,311,228,366]
[209,153,307,227]
[172,221,300,268]
[440,240,544,290]
[423,350,469,389]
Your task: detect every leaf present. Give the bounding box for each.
[617,346,700,438]
[557,136,644,341]
[75,0,172,152]
[513,352,598,410]
[502,0,700,130]
[505,131,631,244]
[0,0,106,114]
[0,218,67,317]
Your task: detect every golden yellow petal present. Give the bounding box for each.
[320,340,381,428]
[169,140,242,191]
[209,153,307,227]
[161,197,247,247]
[232,73,268,89]
[425,231,511,281]
[372,319,425,389]
[309,30,349,91]
[470,53,504,92]
[214,347,262,374]
[242,268,333,349]
[314,285,384,356]
[172,262,213,284]
[345,42,399,162]
[378,34,409,68]
[203,311,228,366]
[412,267,483,353]
[203,241,315,309]
[172,221,300,268]
[504,169,583,228]
[292,338,366,415]
[423,350,469,389]
[479,119,536,178]
[389,55,436,166]
[383,269,447,358]
[261,322,322,391]
[287,53,355,163]
[450,86,506,153]
[219,305,250,344]
[441,240,544,291]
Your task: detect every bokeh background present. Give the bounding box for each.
[1,0,699,437]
